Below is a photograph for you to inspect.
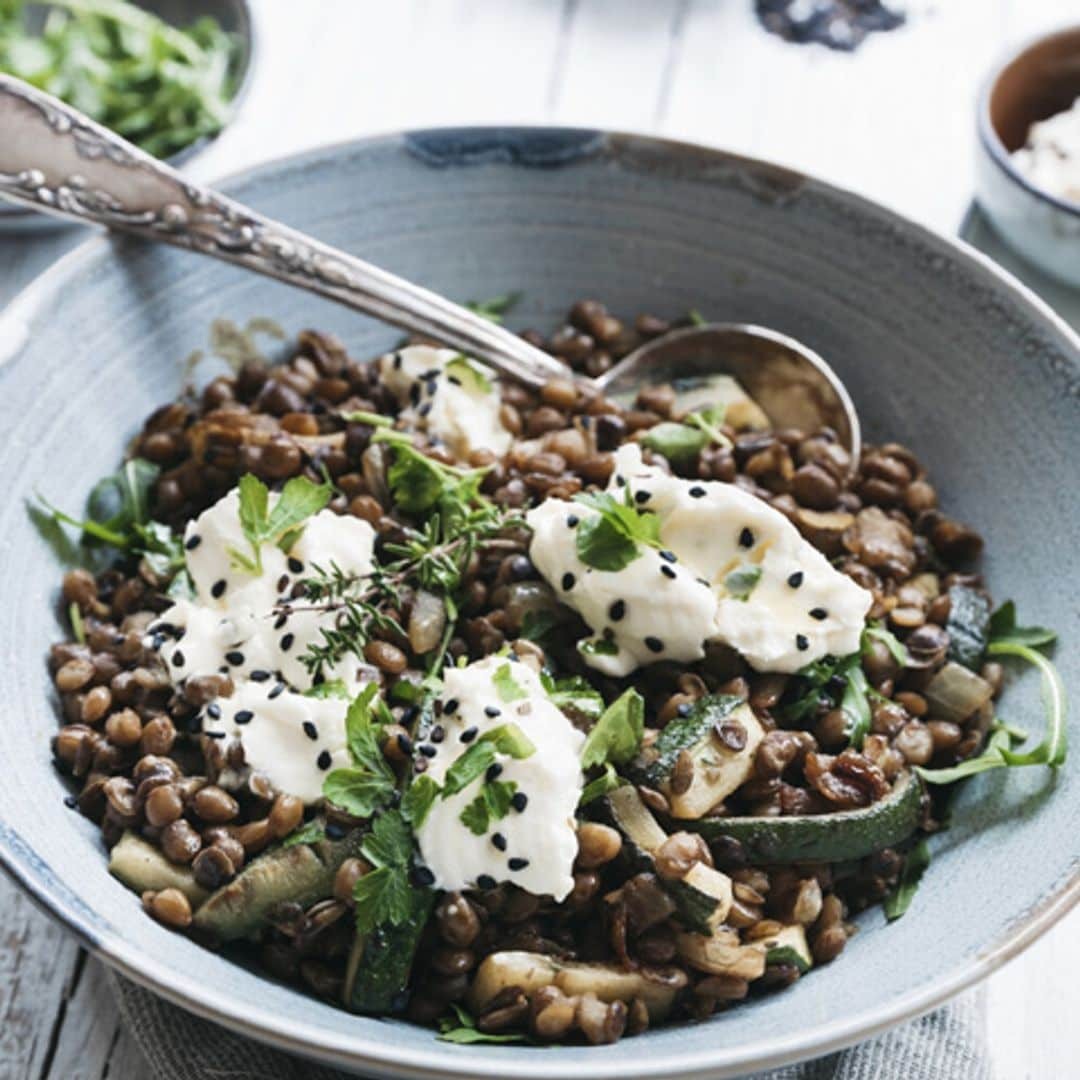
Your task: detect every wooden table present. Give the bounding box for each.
[2,2,1077,1076]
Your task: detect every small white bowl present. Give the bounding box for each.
[976,25,1080,287]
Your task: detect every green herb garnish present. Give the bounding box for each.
[445,355,493,395]
[573,487,662,572]
[492,662,528,703]
[541,672,604,722]
[460,779,518,835]
[464,292,521,325]
[400,774,440,830]
[579,762,623,806]
[883,838,931,920]
[229,473,332,575]
[353,810,422,935]
[581,688,644,770]
[0,0,240,160]
[281,820,326,849]
[442,723,535,797]
[438,1003,529,1045]
[322,685,397,818]
[579,637,620,658]
[724,564,763,601]
[640,405,730,466]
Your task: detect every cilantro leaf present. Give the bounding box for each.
[401,774,440,829]
[989,601,1057,649]
[581,688,644,770]
[724,564,762,601]
[492,662,527,703]
[231,473,332,574]
[883,839,931,920]
[442,723,534,797]
[458,779,519,836]
[573,488,662,572]
[459,796,490,836]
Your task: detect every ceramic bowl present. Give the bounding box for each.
[0,129,1076,1079]
[976,24,1080,286]
[0,0,257,232]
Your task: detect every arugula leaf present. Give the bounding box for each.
[541,672,604,721]
[724,564,763,601]
[401,774,440,829]
[580,762,623,805]
[281,820,326,849]
[445,355,493,394]
[86,457,159,536]
[883,839,931,920]
[573,488,663,572]
[465,293,521,324]
[492,662,527,703]
[840,663,872,749]
[864,622,909,665]
[438,1003,529,1045]
[231,473,333,574]
[304,679,350,700]
[989,601,1057,649]
[581,688,644,770]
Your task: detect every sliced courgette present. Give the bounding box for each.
[683,770,922,865]
[763,924,812,974]
[193,827,365,940]
[467,950,687,1021]
[946,585,991,670]
[675,929,767,980]
[600,784,732,934]
[109,831,208,907]
[344,889,435,1014]
[630,696,764,819]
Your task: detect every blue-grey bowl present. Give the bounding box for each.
[0,129,1076,1079]
[0,0,258,231]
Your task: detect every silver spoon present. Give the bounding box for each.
[0,76,860,467]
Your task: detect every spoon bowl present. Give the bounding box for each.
[598,322,861,468]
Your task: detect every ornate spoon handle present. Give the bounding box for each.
[0,75,570,389]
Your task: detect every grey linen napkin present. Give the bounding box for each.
[110,973,993,1080]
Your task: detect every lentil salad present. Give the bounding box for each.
[42,297,1065,1045]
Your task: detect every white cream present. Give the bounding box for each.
[414,655,584,901]
[527,445,872,676]
[150,488,378,803]
[1013,97,1080,206]
[378,345,512,461]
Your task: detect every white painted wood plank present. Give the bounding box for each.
[103,1024,154,1080]
[43,957,123,1080]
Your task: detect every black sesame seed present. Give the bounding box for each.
[63,794,78,809]
[430,725,445,743]
[288,557,304,574]
[409,381,421,406]
[250,669,271,682]
[788,571,804,588]
[658,549,677,563]
[810,607,828,621]
[396,733,413,755]
[689,485,706,498]
[413,866,436,887]
[302,721,318,740]
[660,565,676,579]
[634,489,651,504]
[477,874,497,890]
[460,726,478,744]
[269,683,286,700]
[211,579,227,599]
[274,612,289,630]
[225,651,245,667]
[317,750,332,770]
[511,792,528,812]
[447,375,462,386]
[739,527,755,549]
[185,534,202,551]
[484,705,501,718]
[508,857,529,871]
[325,822,347,840]
[492,833,507,851]
[393,352,403,370]
[235,710,254,726]
[444,698,459,715]
[609,599,627,622]
[171,651,185,668]
[207,703,222,720]
[204,730,226,740]
[280,633,295,652]
[796,634,810,651]
[418,402,432,418]
[644,636,664,654]
[486,763,503,781]
[402,705,419,725]
[151,634,165,651]
[275,575,290,595]
[566,514,579,528]
[615,475,626,487]
[418,744,437,758]
[561,572,576,591]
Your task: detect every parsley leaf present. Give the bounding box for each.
[230,473,332,574]
[442,723,535,797]
[541,672,604,722]
[724,564,763,601]
[492,662,528,703]
[353,809,420,936]
[573,488,662,572]
[438,1003,529,1044]
[883,839,931,920]
[323,685,396,817]
[581,688,644,770]
[322,769,394,819]
[989,601,1057,649]
[304,679,350,700]
[460,779,519,835]
[401,774,440,829]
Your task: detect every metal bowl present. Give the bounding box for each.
[0,129,1076,1078]
[0,0,257,231]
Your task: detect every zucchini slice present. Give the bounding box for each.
[631,696,764,819]
[109,831,208,907]
[601,785,732,934]
[675,929,766,980]
[193,827,365,940]
[946,585,991,670]
[683,771,922,864]
[467,951,687,1021]
[762,924,812,974]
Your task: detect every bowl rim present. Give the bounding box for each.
[0,0,261,222]
[2,125,1080,1079]
[976,22,1080,220]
